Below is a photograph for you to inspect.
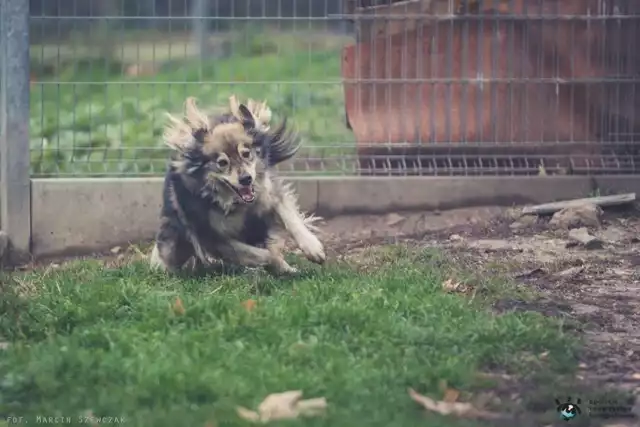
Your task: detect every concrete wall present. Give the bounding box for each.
[29,176,640,258]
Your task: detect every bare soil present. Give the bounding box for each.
[316,205,640,426]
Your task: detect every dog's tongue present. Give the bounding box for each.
[238,187,254,202]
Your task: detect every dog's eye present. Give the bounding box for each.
[217,158,229,168]
[241,150,251,159]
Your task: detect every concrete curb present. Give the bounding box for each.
[30,176,638,257]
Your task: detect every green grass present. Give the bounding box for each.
[29,30,355,176]
[0,246,579,427]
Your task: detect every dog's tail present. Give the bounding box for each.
[261,117,301,167]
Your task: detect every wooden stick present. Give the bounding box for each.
[568,228,604,250]
[522,193,636,216]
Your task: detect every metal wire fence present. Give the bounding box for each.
[14,0,640,177]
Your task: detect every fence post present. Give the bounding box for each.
[190,0,210,58]
[0,0,31,263]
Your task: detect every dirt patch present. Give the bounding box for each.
[316,205,640,425]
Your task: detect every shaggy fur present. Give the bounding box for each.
[149,96,325,274]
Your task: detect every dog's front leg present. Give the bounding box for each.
[274,192,325,264]
[214,240,273,267]
[266,234,298,274]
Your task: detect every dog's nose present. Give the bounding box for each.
[238,173,253,186]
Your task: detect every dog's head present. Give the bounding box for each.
[164,97,264,205]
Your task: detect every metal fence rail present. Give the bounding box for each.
[14,0,640,178]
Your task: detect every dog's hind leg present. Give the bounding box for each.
[274,189,325,264]
[150,218,195,272]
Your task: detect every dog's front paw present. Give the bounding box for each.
[299,234,326,264]
[266,258,298,275]
[280,263,299,274]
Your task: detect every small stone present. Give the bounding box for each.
[555,266,585,278]
[549,203,602,230]
[514,267,546,279]
[385,213,405,226]
[568,227,604,250]
[598,226,628,243]
[469,239,517,251]
[572,303,600,315]
[510,215,538,230]
[504,207,524,221]
[449,234,463,242]
[610,268,632,276]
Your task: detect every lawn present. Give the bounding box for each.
[29,30,356,177]
[0,245,579,427]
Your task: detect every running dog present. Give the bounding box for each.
[149,96,325,274]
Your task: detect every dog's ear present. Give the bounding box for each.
[229,95,256,131]
[163,97,210,152]
[229,94,240,116]
[238,104,268,150]
[192,127,207,144]
[183,97,212,146]
[183,97,209,130]
[237,104,256,132]
[247,99,272,130]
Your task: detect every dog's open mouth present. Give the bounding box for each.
[234,185,255,203]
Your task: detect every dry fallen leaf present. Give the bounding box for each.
[442,279,468,293]
[443,388,460,403]
[236,390,327,423]
[385,213,405,226]
[171,297,185,316]
[242,299,257,312]
[236,407,260,423]
[408,388,506,420]
[129,244,148,260]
